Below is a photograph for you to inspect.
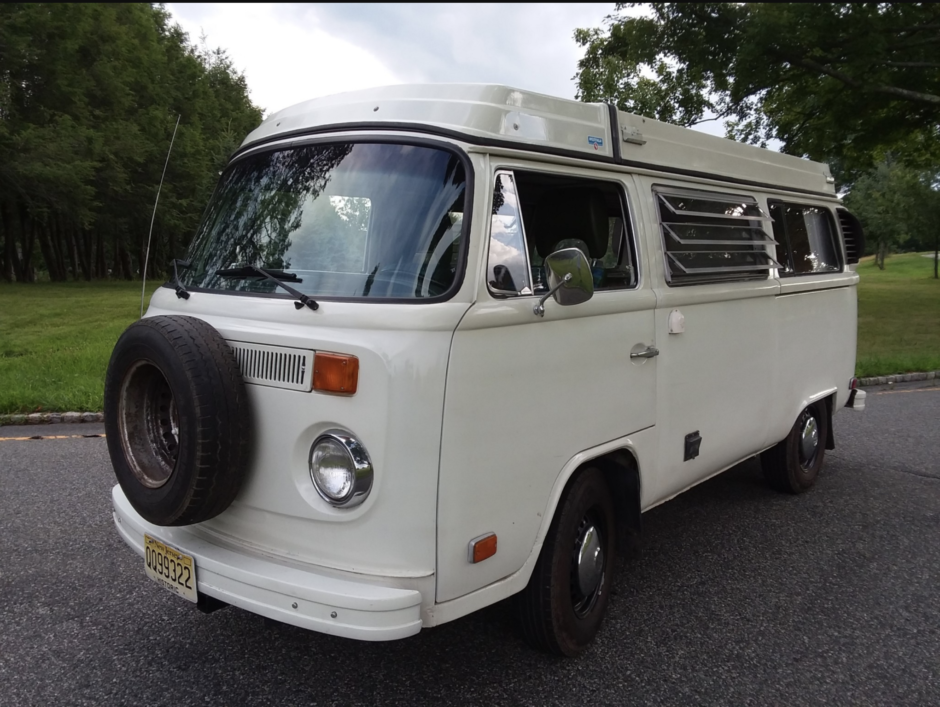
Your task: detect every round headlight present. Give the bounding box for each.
[309,430,373,508]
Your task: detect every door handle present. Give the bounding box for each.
[630,345,659,359]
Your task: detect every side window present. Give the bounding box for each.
[516,172,636,293]
[768,201,841,275]
[486,170,637,296]
[655,187,778,286]
[487,173,532,295]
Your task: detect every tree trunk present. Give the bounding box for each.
[137,239,145,280]
[37,223,61,281]
[112,231,122,278]
[934,233,938,279]
[16,204,36,282]
[77,228,92,281]
[67,225,81,280]
[876,240,886,269]
[1,201,13,282]
[95,229,107,278]
[118,239,134,280]
[49,216,68,281]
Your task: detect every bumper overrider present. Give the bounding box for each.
[112,485,423,641]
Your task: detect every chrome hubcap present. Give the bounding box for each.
[799,413,819,469]
[577,525,604,596]
[118,361,180,488]
[571,516,605,618]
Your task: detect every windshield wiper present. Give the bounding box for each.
[172,259,191,300]
[215,265,319,311]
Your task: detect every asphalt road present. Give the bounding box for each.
[1,384,938,706]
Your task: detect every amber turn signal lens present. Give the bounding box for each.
[469,533,497,563]
[313,352,359,395]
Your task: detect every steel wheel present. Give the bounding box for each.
[118,361,180,489]
[518,467,616,656]
[761,399,829,494]
[797,407,820,471]
[570,513,606,619]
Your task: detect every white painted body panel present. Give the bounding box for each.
[112,487,425,640]
[436,290,657,602]
[144,287,468,584]
[245,84,615,161]
[615,108,835,195]
[109,84,861,639]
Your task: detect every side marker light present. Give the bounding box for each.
[468,533,497,563]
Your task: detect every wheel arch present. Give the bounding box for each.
[526,441,643,585]
[784,387,837,450]
[427,437,646,628]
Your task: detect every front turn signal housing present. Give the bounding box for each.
[313,352,359,395]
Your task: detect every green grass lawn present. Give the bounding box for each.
[855,252,940,377]
[1,256,938,414]
[0,281,161,414]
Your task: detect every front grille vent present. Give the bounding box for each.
[227,341,313,392]
[836,208,865,265]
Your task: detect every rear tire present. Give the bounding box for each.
[761,400,828,494]
[518,467,616,656]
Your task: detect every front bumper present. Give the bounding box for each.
[112,486,423,641]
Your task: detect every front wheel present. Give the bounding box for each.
[518,467,616,656]
[761,400,828,494]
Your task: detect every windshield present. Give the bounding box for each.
[180,142,468,300]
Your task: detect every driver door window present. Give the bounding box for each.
[487,172,532,295]
[485,169,637,297]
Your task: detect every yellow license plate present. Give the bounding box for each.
[144,534,198,603]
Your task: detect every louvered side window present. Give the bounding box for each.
[836,207,866,265]
[655,187,779,285]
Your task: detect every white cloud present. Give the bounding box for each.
[165,3,401,115]
[166,3,614,115]
[164,3,772,147]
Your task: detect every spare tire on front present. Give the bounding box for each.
[104,315,251,526]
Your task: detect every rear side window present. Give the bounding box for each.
[654,187,778,285]
[768,202,841,275]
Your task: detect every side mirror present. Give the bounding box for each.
[533,247,594,317]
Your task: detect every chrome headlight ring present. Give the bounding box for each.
[308,429,374,508]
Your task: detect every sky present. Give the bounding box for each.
[165,2,729,140]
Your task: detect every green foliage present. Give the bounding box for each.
[0,3,262,283]
[843,162,940,269]
[575,3,940,184]
[2,256,937,413]
[855,253,940,376]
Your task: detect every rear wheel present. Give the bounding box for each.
[761,400,828,494]
[518,467,616,656]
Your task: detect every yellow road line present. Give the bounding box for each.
[0,433,106,442]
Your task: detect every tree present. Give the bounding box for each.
[0,3,262,283]
[574,3,940,185]
[843,161,940,275]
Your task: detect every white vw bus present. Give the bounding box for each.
[106,84,867,656]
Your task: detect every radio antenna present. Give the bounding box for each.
[141,114,182,318]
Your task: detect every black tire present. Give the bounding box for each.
[761,399,828,494]
[104,315,251,526]
[518,467,616,656]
